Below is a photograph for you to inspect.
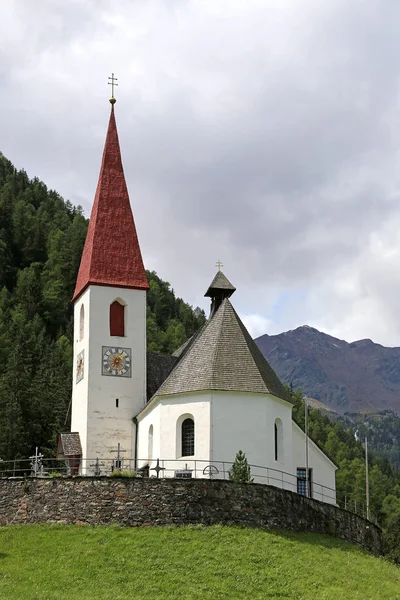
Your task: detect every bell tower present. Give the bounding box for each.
[204,268,236,318]
[70,90,148,471]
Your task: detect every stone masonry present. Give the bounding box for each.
[0,478,382,554]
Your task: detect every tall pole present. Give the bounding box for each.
[305,398,309,498]
[365,437,370,520]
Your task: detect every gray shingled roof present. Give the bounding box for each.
[58,433,82,457]
[153,298,291,401]
[172,335,196,359]
[172,323,208,360]
[204,271,236,297]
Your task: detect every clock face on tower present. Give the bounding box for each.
[102,346,132,377]
[76,350,84,384]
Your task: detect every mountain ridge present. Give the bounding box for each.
[256,325,400,414]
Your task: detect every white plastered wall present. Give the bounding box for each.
[292,421,337,505]
[210,391,294,487]
[137,390,294,484]
[137,403,161,468]
[71,284,147,471]
[137,392,211,478]
[70,288,90,458]
[136,391,337,504]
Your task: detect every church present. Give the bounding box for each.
[59,96,337,505]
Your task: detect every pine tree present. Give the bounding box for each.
[229,450,253,484]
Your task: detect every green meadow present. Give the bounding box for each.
[0,525,398,599]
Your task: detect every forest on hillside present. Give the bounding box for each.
[0,153,205,462]
[0,153,399,562]
[290,388,400,562]
[339,410,400,471]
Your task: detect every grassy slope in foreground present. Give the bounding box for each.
[0,525,398,600]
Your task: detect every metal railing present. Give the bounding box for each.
[1,454,378,520]
[0,455,337,502]
[0,455,378,524]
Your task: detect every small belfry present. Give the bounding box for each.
[204,268,236,318]
[68,76,148,472]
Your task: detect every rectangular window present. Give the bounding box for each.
[297,468,312,497]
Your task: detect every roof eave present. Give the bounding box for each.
[72,279,149,303]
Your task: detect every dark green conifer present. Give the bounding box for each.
[229,450,253,484]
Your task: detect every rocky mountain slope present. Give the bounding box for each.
[256,326,400,414]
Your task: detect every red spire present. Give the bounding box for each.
[73,105,148,302]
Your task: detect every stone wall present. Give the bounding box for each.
[0,477,382,554]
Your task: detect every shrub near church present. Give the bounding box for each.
[229,451,254,483]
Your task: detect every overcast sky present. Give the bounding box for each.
[2,0,400,345]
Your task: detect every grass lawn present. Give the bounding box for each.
[0,525,399,599]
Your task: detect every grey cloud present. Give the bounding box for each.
[2,0,400,344]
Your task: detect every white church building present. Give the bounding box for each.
[59,99,337,505]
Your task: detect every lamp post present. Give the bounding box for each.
[365,437,370,520]
[305,398,310,498]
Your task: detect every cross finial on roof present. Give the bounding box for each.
[216,260,223,271]
[108,72,118,104]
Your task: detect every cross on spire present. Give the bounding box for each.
[108,73,118,104]
[216,260,223,271]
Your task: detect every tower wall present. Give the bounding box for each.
[71,288,90,459]
[71,285,147,469]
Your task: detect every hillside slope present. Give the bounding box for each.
[256,325,400,414]
[0,152,205,460]
[0,525,398,600]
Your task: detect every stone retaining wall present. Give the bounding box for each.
[0,477,382,554]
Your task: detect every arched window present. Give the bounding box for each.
[181,418,195,457]
[110,300,125,336]
[274,418,283,462]
[148,425,153,460]
[79,304,84,340]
